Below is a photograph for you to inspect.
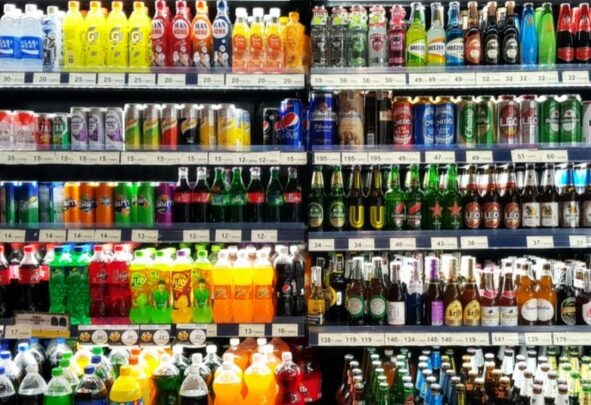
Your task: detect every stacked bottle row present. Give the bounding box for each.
[311,1,589,68]
[307,162,591,231]
[336,345,587,405]
[308,252,590,327]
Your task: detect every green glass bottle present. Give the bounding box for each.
[405,164,424,230]
[405,2,427,66]
[377,381,391,405]
[226,167,246,223]
[366,166,385,230]
[307,166,325,231]
[347,166,365,230]
[423,164,443,230]
[266,166,284,222]
[328,165,346,231]
[442,164,463,230]
[209,167,227,222]
[384,165,405,230]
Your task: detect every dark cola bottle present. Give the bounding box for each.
[173,167,194,223]
[557,3,575,63]
[576,3,591,63]
[193,167,210,222]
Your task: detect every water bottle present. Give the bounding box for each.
[19,4,43,71]
[310,6,329,67]
[42,6,60,70]
[18,364,47,405]
[47,339,72,372]
[0,351,21,388]
[13,344,37,380]
[178,365,208,405]
[74,366,107,405]
[0,366,16,404]
[0,4,20,70]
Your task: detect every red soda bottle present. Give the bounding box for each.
[171,0,193,66]
[106,245,131,318]
[7,244,23,314]
[37,243,52,311]
[0,245,10,318]
[89,245,109,318]
[152,0,172,66]
[295,346,323,404]
[557,3,575,63]
[576,3,591,63]
[275,352,304,405]
[18,245,40,312]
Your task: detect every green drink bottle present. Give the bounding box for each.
[405,2,427,66]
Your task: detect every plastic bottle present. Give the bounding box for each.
[178,364,208,405]
[14,344,37,380]
[0,4,20,71]
[84,1,106,68]
[152,0,171,66]
[28,339,46,373]
[284,12,304,69]
[224,338,248,371]
[19,364,47,405]
[212,0,231,67]
[128,1,152,69]
[67,246,90,325]
[231,8,249,72]
[110,366,142,405]
[0,351,21,389]
[107,349,129,379]
[203,346,222,377]
[216,354,242,379]
[60,353,80,379]
[248,8,265,72]
[43,368,72,405]
[42,6,61,69]
[88,245,108,319]
[152,354,180,405]
[48,247,67,315]
[172,347,190,376]
[171,250,193,323]
[74,366,107,405]
[90,348,113,380]
[274,352,303,405]
[0,246,9,318]
[192,249,212,324]
[129,250,151,324]
[187,354,212,391]
[0,366,16,404]
[212,362,241,405]
[105,245,131,318]
[251,251,274,323]
[171,0,192,66]
[150,250,171,324]
[47,339,72,373]
[269,338,290,361]
[242,353,272,405]
[63,1,84,69]
[289,246,305,316]
[191,0,212,67]
[58,359,78,393]
[310,6,328,68]
[273,246,293,317]
[105,0,128,68]
[89,356,113,393]
[18,246,40,312]
[19,4,43,71]
[140,348,161,378]
[212,250,232,323]
[126,356,150,404]
[71,347,92,379]
[264,8,283,71]
[538,3,556,65]
[231,250,253,323]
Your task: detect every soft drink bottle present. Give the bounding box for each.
[0,246,10,318]
[212,250,233,323]
[217,354,242,380]
[445,2,463,66]
[171,1,192,66]
[18,246,39,312]
[557,3,575,63]
[61,353,81,379]
[273,246,293,316]
[274,352,303,405]
[106,245,131,318]
[0,351,22,388]
[212,362,241,405]
[224,339,248,371]
[18,364,46,405]
[107,349,129,379]
[192,250,213,323]
[91,348,114,382]
[42,6,61,69]
[520,3,538,65]
[284,12,305,69]
[264,8,284,72]
[252,250,274,323]
[152,0,172,66]
[231,8,250,72]
[538,3,556,65]
[58,359,79,392]
[37,245,52,312]
[43,368,72,405]
[576,3,591,63]
[171,250,193,323]
[88,245,108,318]
[47,339,72,373]
[152,354,181,405]
[75,366,107,405]
[106,1,129,68]
[212,0,232,67]
[48,246,67,315]
[14,344,37,380]
[172,346,190,375]
[191,0,213,68]
[127,356,151,403]
[139,347,161,377]
[20,4,43,71]
[129,249,151,324]
[0,4,20,71]
[289,246,305,316]
[249,8,266,72]
[28,339,47,380]
[63,1,84,69]
[67,246,90,325]
[110,366,142,405]
[368,5,388,67]
[0,366,16,404]
[203,345,222,376]
[179,364,208,405]
[128,1,152,69]
[347,6,369,67]
[232,250,253,323]
[90,356,113,392]
[243,353,272,405]
[310,6,329,68]
[84,1,107,68]
[150,250,172,324]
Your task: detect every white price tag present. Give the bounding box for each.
[246,151,281,165]
[39,229,67,243]
[475,72,505,85]
[425,334,454,346]
[0,72,25,85]
[431,237,458,250]
[390,238,416,250]
[197,74,225,87]
[348,238,375,251]
[444,72,476,86]
[53,152,76,164]
[281,152,307,165]
[308,239,335,252]
[553,332,591,345]
[453,333,490,346]
[528,71,559,84]
[539,149,568,162]
[425,151,456,164]
[569,235,589,248]
[226,74,264,87]
[384,333,427,346]
[466,150,493,163]
[4,325,32,339]
[310,74,349,87]
[67,229,95,242]
[157,73,186,86]
[526,236,553,249]
[313,152,341,165]
[251,230,278,243]
[271,324,299,337]
[239,324,266,337]
[524,332,552,346]
[318,333,345,346]
[501,71,529,85]
[97,73,126,86]
[563,70,590,84]
[215,229,242,243]
[340,333,384,346]
[182,230,210,243]
[366,74,406,87]
[341,152,369,165]
[94,229,122,243]
[177,153,208,165]
[208,152,244,165]
[390,152,421,164]
[206,324,218,337]
[68,73,96,85]
[152,152,184,165]
[33,73,60,85]
[553,332,570,345]
[92,152,121,165]
[460,236,489,249]
[511,149,540,163]
[264,74,305,87]
[491,333,519,346]
[408,73,439,86]
[0,229,26,242]
[131,229,159,243]
[128,73,156,86]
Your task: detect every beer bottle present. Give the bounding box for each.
[482,165,501,229]
[173,166,194,223]
[245,167,265,223]
[536,261,557,325]
[464,1,482,65]
[367,258,386,325]
[498,264,518,326]
[461,256,481,326]
[502,164,521,228]
[282,167,302,222]
[423,257,444,326]
[557,3,575,63]
[346,260,366,326]
[442,164,463,230]
[352,383,365,405]
[265,166,284,222]
[520,164,540,228]
[423,164,444,230]
[386,261,406,326]
[518,371,533,404]
[226,167,246,223]
[443,256,463,327]
[384,165,406,230]
[580,163,591,227]
[327,165,346,231]
[575,3,591,63]
[501,1,519,64]
[516,261,538,325]
[347,166,365,230]
[495,376,511,405]
[405,164,424,230]
[560,163,580,228]
[480,270,499,326]
[463,164,482,229]
[306,266,326,325]
[556,264,576,326]
[209,167,227,222]
[483,1,500,65]
[366,166,385,230]
[192,166,210,222]
[576,269,591,325]
[540,163,559,228]
[328,254,348,323]
[377,92,392,144]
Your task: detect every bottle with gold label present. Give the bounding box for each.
[307,166,325,231]
[516,260,538,325]
[536,261,557,325]
[347,165,365,230]
[307,266,325,325]
[461,256,481,326]
[443,255,463,326]
[346,259,366,326]
[328,254,347,323]
[366,165,385,230]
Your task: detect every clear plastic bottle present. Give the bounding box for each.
[187,354,212,390]
[48,339,72,372]
[58,359,79,392]
[13,344,37,380]
[107,349,129,379]
[172,346,191,376]
[90,356,113,392]
[74,366,107,405]
[203,345,222,376]
[19,4,43,71]
[224,338,248,371]
[0,4,21,71]
[179,365,208,405]
[0,366,16,404]
[42,5,61,69]
[18,364,47,405]
[212,362,241,405]
[0,351,22,388]
[27,339,46,376]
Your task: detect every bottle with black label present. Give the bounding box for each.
[483,1,500,65]
[556,264,576,326]
[501,1,519,64]
[540,163,559,228]
[560,163,580,228]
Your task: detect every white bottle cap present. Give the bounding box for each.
[281,352,292,362]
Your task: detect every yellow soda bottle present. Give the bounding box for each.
[243,353,273,405]
[212,362,242,405]
[231,249,253,323]
[150,250,172,324]
[231,7,250,72]
[84,1,107,68]
[212,250,233,323]
[129,249,151,324]
[248,8,265,72]
[63,1,85,70]
[171,249,193,323]
[128,357,152,405]
[265,8,284,72]
[106,0,128,68]
[110,365,143,405]
[284,12,304,69]
[192,249,213,323]
[252,249,274,323]
[128,1,152,69]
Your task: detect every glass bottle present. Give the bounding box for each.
[520,3,538,65]
[502,164,521,228]
[463,164,482,229]
[427,2,445,66]
[174,166,194,223]
[405,2,427,67]
[480,270,499,326]
[307,166,325,231]
[386,261,406,326]
[483,1,500,64]
[245,167,265,223]
[580,163,591,227]
[461,257,481,326]
[346,260,366,326]
[498,266,518,326]
[384,165,405,230]
[226,167,246,223]
[443,257,462,327]
[423,258,444,326]
[516,261,538,325]
[405,259,423,325]
[540,163,559,228]
[557,3,575,63]
[442,164,463,230]
[521,164,540,228]
[192,167,210,223]
[347,166,365,230]
[306,266,325,326]
[367,259,386,325]
[423,164,443,230]
[445,1,464,66]
[283,167,302,222]
[482,165,501,229]
[536,261,557,325]
[464,1,482,65]
[366,166,385,230]
[501,1,519,64]
[388,6,405,67]
[576,3,591,63]
[556,265,576,326]
[328,255,347,323]
[327,165,346,231]
[576,270,591,325]
[405,164,423,230]
[209,167,227,222]
[265,166,284,223]
[560,163,580,228]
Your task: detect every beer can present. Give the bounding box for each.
[412,96,434,145]
[539,95,560,144]
[51,113,70,150]
[124,103,143,150]
[17,182,38,224]
[392,96,413,145]
[434,97,455,145]
[456,96,476,145]
[0,110,12,147]
[96,182,114,225]
[0,182,17,225]
[156,182,175,224]
[497,95,520,144]
[560,94,582,144]
[476,96,496,144]
[518,95,539,144]
[263,107,280,145]
[142,104,161,150]
[216,104,237,147]
[161,104,179,150]
[39,182,54,223]
[70,107,88,151]
[114,182,134,225]
[12,111,36,149]
[308,92,337,146]
[51,182,65,224]
[35,113,52,150]
[337,92,364,145]
[377,93,392,145]
[79,182,96,225]
[135,182,155,225]
[104,107,124,151]
[87,107,106,151]
[63,182,80,224]
[179,103,198,146]
[583,101,591,144]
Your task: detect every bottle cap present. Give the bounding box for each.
[281,352,292,362]
[84,366,95,375]
[52,368,63,377]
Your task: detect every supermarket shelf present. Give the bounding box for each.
[0,223,306,244]
[308,325,591,347]
[308,229,591,251]
[312,145,589,165]
[310,65,591,90]
[316,0,565,5]
[0,70,306,90]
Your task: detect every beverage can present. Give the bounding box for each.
[539,95,560,144]
[63,182,80,224]
[392,96,413,145]
[560,94,582,144]
[309,92,337,146]
[177,103,198,147]
[17,182,39,224]
[476,96,496,144]
[79,182,96,225]
[104,107,124,151]
[456,96,476,144]
[238,108,251,146]
[197,104,215,146]
[497,95,520,144]
[0,182,17,225]
[412,96,434,145]
[434,97,455,145]
[114,182,134,225]
[232,108,248,147]
[216,104,237,147]
[583,101,591,144]
[337,92,364,145]
[38,182,54,223]
[124,104,143,150]
[87,107,106,151]
[135,182,155,225]
[518,95,539,144]
[96,182,114,225]
[70,107,88,150]
[279,98,305,146]
[161,104,179,150]
[142,104,161,150]
[51,182,64,224]
[0,111,12,148]
[156,182,175,224]
[35,113,52,150]
[51,113,71,150]
[263,107,280,145]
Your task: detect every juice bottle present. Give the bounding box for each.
[224,338,248,371]
[171,250,193,323]
[72,347,92,376]
[128,1,152,69]
[212,250,233,323]
[212,362,241,405]
[151,250,172,324]
[284,12,304,69]
[191,0,213,67]
[231,250,253,323]
[140,348,161,377]
[129,250,151,324]
[152,0,172,66]
[171,0,192,66]
[265,8,284,71]
[106,1,129,68]
[252,250,274,323]
[212,0,232,67]
[243,353,272,405]
[262,344,280,402]
[110,366,142,405]
[249,8,266,72]
[128,357,151,404]
[84,1,107,68]
[192,250,213,323]
[88,245,109,319]
[231,8,250,72]
[106,245,131,318]
[63,1,85,69]
[274,352,303,405]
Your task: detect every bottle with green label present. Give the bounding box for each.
[327,165,346,231]
[226,167,247,223]
[405,2,427,66]
[67,246,91,325]
[384,165,405,230]
[423,164,443,230]
[346,259,366,325]
[266,167,284,222]
[49,247,67,315]
[307,166,325,231]
[367,259,386,325]
[442,164,463,230]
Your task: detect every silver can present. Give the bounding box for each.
[105,107,124,151]
[518,95,539,144]
[583,101,591,144]
[70,107,88,150]
[87,107,106,150]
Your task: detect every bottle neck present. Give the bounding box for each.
[389,167,401,189]
[311,171,324,190]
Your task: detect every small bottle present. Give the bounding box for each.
[306,266,325,325]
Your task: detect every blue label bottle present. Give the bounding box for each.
[445,1,464,66]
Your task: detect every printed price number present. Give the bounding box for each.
[491,333,519,346]
[0,72,25,85]
[208,152,241,165]
[177,153,208,165]
[570,235,589,248]
[446,72,476,85]
[197,74,225,87]
[466,150,493,163]
[97,73,126,86]
[226,74,261,87]
[526,236,554,249]
[539,149,568,162]
[215,229,242,243]
[511,149,540,162]
[128,73,156,86]
[425,151,456,164]
[454,333,489,346]
[265,74,305,87]
[251,230,278,243]
[67,229,95,242]
[431,237,458,250]
[385,333,425,346]
[370,73,405,87]
[33,73,60,85]
[563,70,590,84]
[503,72,528,84]
[68,73,96,85]
[409,74,438,86]
[318,333,343,346]
[39,229,67,243]
[348,238,375,251]
[94,229,121,243]
[552,332,570,345]
[131,230,159,243]
[53,152,75,163]
[308,239,335,252]
[524,332,552,346]
[282,152,307,165]
[341,152,368,165]
[157,73,186,86]
[271,324,299,337]
[390,152,420,164]
[239,324,266,337]
[182,230,210,243]
[313,152,340,165]
[425,334,453,345]
[460,236,488,249]
[0,229,26,242]
[390,238,416,250]
[530,71,559,84]
[4,325,32,340]
[249,151,281,165]
[553,332,591,346]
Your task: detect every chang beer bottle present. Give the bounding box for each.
[423,164,443,230]
[209,167,227,222]
[226,167,246,223]
[405,2,427,67]
[347,5,368,67]
[327,165,346,231]
[442,164,463,230]
[307,166,325,231]
[384,165,405,230]
[538,2,556,65]
[427,2,446,66]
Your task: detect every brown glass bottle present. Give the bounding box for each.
[366,165,385,230]
[473,377,488,404]
[540,163,559,228]
[560,163,580,228]
[443,257,463,327]
[347,166,365,230]
[521,164,541,228]
[516,261,538,325]
[367,259,387,325]
[581,163,591,227]
[463,164,482,229]
[461,257,481,326]
[495,376,511,405]
[482,165,502,229]
[502,164,521,228]
[464,1,482,65]
[483,1,500,65]
[498,266,518,326]
[536,262,557,325]
[480,270,499,326]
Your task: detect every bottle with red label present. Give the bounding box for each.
[18,245,40,312]
[193,167,210,222]
[463,164,482,229]
[576,3,591,63]
[0,245,10,317]
[173,166,194,223]
[275,352,304,405]
[106,245,131,318]
[171,0,193,66]
[89,245,109,318]
[295,346,322,405]
[7,244,22,314]
[388,5,405,67]
[246,167,265,222]
[152,0,172,66]
[191,0,213,68]
[283,167,302,222]
[557,3,575,63]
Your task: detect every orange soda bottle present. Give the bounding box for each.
[212,250,233,323]
[265,8,284,72]
[231,7,250,72]
[248,8,265,72]
[243,353,273,405]
[212,361,242,405]
[284,12,304,69]
[191,0,213,67]
[231,250,253,323]
[225,338,249,371]
[252,249,274,323]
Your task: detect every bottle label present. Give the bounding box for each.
[521,202,540,227]
[308,202,324,228]
[20,36,42,59]
[463,299,481,325]
[0,36,18,59]
[483,201,501,228]
[229,194,246,206]
[541,202,559,227]
[210,193,226,207]
[431,301,444,326]
[267,193,284,207]
[521,298,538,322]
[347,295,365,319]
[387,301,405,325]
[254,285,272,300]
[560,297,576,325]
[234,285,252,300]
[247,192,265,204]
[19,267,39,284]
[407,40,426,63]
[407,280,423,295]
[192,192,210,204]
[464,201,481,229]
[466,35,481,63]
[406,201,422,229]
[561,201,580,227]
[427,36,445,64]
[348,205,364,229]
[390,201,405,229]
[503,202,521,229]
[174,191,192,204]
[38,264,49,281]
[329,201,346,228]
[0,269,8,286]
[485,37,499,61]
[583,301,591,325]
[500,306,518,326]
[445,37,464,63]
[558,46,575,62]
[171,270,191,309]
[445,299,462,326]
[369,295,386,319]
[481,306,500,326]
[284,192,302,204]
[537,298,554,322]
[369,205,385,229]
[576,46,591,62]
[388,31,404,65]
[503,36,518,61]
[213,284,231,300]
[582,200,591,226]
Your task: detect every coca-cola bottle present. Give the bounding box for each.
[18,246,40,312]
[557,3,575,63]
[173,167,194,223]
[193,167,210,222]
[576,3,591,63]
[0,246,10,317]
[245,167,265,222]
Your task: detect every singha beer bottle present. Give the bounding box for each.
[328,165,346,231]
